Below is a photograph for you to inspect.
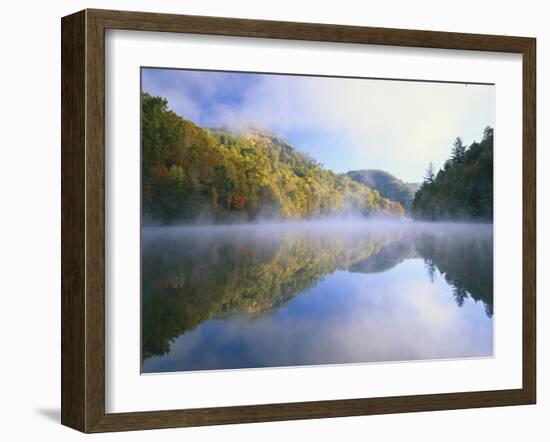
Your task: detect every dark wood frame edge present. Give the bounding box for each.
[61,8,536,433]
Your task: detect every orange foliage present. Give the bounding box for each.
[152,164,169,179]
[231,193,247,210]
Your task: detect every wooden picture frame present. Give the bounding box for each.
[61,8,536,433]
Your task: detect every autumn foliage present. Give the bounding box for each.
[142,93,404,223]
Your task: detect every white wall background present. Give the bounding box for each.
[0,0,546,440]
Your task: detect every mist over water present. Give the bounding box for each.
[141,219,493,373]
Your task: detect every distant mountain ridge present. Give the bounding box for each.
[346,169,420,211]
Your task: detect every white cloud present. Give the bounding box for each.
[143,70,494,182]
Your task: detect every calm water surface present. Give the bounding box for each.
[141,220,493,373]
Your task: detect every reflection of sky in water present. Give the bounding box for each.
[143,258,493,373]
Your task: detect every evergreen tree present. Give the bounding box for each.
[424,162,435,184]
[412,128,493,221]
[483,126,493,141]
[451,137,466,165]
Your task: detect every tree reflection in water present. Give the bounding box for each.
[141,221,493,366]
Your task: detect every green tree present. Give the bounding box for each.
[412,128,493,221]
[451,137,466,165]
[424,162,435,184]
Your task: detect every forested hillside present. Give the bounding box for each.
[412,127,493,221]
[347,169,419,211]
[142,93,404,223]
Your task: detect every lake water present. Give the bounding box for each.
[141,220,493,373]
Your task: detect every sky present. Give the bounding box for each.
[141,68,494,183]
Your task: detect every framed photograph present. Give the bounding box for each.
[61,9,536,433]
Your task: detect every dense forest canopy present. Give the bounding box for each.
[347,169,420,211]
[412,127,493,221]
[142,92,493,224]
[142,93,404,224]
